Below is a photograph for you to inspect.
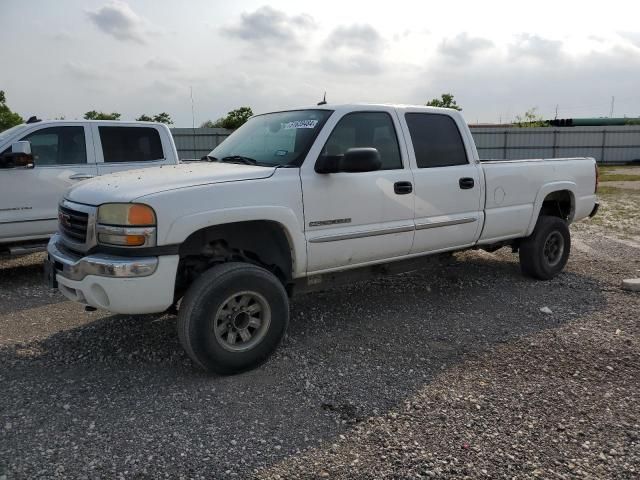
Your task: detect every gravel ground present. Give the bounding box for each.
[0,222,638,479]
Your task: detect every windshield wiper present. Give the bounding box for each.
[219,155,258,165]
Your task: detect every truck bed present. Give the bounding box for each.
[478,157,597,244]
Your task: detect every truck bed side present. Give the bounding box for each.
[478,157,597,244]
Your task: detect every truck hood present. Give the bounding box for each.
[66,162,276,205]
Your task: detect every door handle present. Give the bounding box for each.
[394,181,413,195]
[69,174,95,180]
[459,177,475,189]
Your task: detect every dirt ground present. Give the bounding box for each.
[0,168,638,479]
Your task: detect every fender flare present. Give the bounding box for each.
[162,206,307,278]
[525,181,576,236]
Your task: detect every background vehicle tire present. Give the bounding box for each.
[519,215,571,280]
[178,262,289,374]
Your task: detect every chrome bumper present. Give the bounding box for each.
[47,234,158,281]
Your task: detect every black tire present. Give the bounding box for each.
[178,262,289,374]
[519,215,571,280]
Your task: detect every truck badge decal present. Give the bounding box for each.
[59,212,72,228]
[0,206,32,212]
[309,218,351,227]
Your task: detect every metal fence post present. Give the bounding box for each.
[503,130,508,159]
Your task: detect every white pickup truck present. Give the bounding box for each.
[45,104,599,374]
[0,120,179,255]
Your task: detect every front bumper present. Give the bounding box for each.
[589,202,600,218]
[46,234,179,314]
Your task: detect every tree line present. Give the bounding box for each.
[1,89,577,133]
[0,90,255,132]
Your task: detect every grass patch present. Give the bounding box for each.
[584,186,640,236]
[598,185,640,195]
[598,165,640,171]
[597,186,623,195]
[599,173,640,182]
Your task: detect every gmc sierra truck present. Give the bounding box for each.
[0,120,179,255]
[45,104,599,374]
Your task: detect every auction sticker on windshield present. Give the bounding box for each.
[282,120,318,129]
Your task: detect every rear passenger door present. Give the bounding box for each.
[92,124,167,175]
[398,109,483,254]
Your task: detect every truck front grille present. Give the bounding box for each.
[58,205,89,243]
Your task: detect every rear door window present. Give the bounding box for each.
[99,127,163,163]
[405,113,468,168]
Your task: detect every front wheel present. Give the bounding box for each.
[178,262,289,374]
[519,215,571,280]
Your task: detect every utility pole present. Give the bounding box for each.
[554,104,559,119]
[190,86,195,129]
[190,86,196,159]
[609,96,615,118]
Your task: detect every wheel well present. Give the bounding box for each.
[540,190,573,221]
[175,221,294,300]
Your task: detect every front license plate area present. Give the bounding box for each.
[43,257,58,289]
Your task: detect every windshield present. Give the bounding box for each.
[208,109,333,167]
[0,124,27,142]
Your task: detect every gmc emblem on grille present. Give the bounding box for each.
[59,212,72,228]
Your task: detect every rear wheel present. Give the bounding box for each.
[178,262,289,374]
[519,215,571,280]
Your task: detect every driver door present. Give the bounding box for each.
[300,109,415,273]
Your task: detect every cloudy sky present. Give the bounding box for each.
[2,0,640,126]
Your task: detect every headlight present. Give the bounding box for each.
[97,203,156,226]
[97,203,156,247]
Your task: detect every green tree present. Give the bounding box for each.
[136,112,174,124]
[426,93,462,111]
[0,90,24,132]
[202,107,253,129]
[152,112,173,125]
[514,108,549,128]
[84,110,121,120]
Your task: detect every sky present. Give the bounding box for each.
[1,0,640,126]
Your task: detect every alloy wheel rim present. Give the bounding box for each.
[543,231,565,267]
[212,291,271,352]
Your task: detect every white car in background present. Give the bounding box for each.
[0,120,180,255]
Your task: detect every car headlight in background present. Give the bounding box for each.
[96,203,157,247]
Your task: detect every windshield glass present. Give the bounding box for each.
[0,124,27,142]
[208,109,333,167]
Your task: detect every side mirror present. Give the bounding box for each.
[315,147,382,174]
[341,148,381,172]
[12,141,32,155]
[0,141,34,169]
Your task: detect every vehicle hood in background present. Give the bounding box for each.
[66,162,276,205]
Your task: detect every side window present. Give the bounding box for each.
[405,113,468,168]
[322,112,402,170]
[99,127,163,163]
[22,127,87,166]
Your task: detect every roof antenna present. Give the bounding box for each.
[26,116,41,124]
[317,92,327,106]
